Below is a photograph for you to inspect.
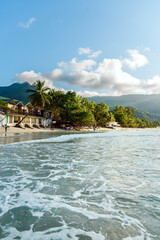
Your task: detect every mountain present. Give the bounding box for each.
[88,94,160,116]
[132,107,160,122]
[0,82,32,104]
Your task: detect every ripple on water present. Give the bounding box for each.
[0,130,160,239]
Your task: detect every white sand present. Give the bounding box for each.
[0,126,65,137]
[0,126,113,138]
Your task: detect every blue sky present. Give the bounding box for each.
[1,0,160,96]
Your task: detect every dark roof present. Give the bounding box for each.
[16,101,25,107]
[8,99,17,105]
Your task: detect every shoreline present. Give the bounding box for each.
[0,126,112,145]
[0,126,112,138]
[0,125,159,138]
[0,126,159,145]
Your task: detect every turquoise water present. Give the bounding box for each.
[0,130,160,239]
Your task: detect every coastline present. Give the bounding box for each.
[0,125,159,137]
[0,126,159,145]
[0,126,65,136]
[0,126,113,137]
[0,126,114,144]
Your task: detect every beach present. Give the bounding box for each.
[0,126,64,135]
[0,125,158,145]
[0,126,113,138]
[0,126,114,145]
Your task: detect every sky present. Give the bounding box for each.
[1,0,160,96]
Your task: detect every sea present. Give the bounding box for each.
[0,129,160,240]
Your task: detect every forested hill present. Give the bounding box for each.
[0,82,32,103]
[132,107,160,122]
[88,94,160,115]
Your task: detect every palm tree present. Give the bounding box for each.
[26,80,50,107]
[16,80,50,127]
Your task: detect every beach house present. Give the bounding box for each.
[2,100,52,128]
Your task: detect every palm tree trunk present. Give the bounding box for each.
[17,113,29,126]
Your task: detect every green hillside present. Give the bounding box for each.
[0,96,12,102]
[107,104,160,121]
[0,82,33,104]
[132,107,160,122]
[0,96,19,103]
[89,94,160,115]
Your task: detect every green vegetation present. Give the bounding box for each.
[0,82,32,103]
[26,80,160,128]
[0,100,10,110]
[26,80,50,107]
[0,80,159,128]
[113,106,159,128]
[88,94,160,116]
[47,90,96,126]
[94,102,114,126]
[1,82,160,121]
[132,107,160,122]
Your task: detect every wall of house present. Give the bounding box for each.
[8,115,13,124]
[7,103,15,109]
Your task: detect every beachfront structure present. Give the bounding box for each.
[108,121,121,127]
[1,100,52,128]
[0,111,5,127]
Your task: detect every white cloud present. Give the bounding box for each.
[19,18,36,29]
[58,58,96,72]
[56,58,141,95]
[144,47,150,52]
[89,50,102,58]
[78,47,91,55]
[15,48,160,97]
[15,70,54,88]
[79,48,102,58]
[76,90,108,97]
[71,58,97,71]
[44,69,62,81]
[123,49,149,70]
[143,75,160,94]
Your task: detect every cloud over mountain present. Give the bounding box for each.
[15,48,160,97]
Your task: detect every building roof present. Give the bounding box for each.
[16,101,25,107]
[25,102,33,108]
[8,99,17,105]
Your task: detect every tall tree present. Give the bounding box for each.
[26,80,50,107]
[48,89,65,121]
[94,102,111,126]
[16,80,50,126]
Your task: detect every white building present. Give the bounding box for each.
[2,100,53,128]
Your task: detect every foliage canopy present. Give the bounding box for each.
[24,80,160,128]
